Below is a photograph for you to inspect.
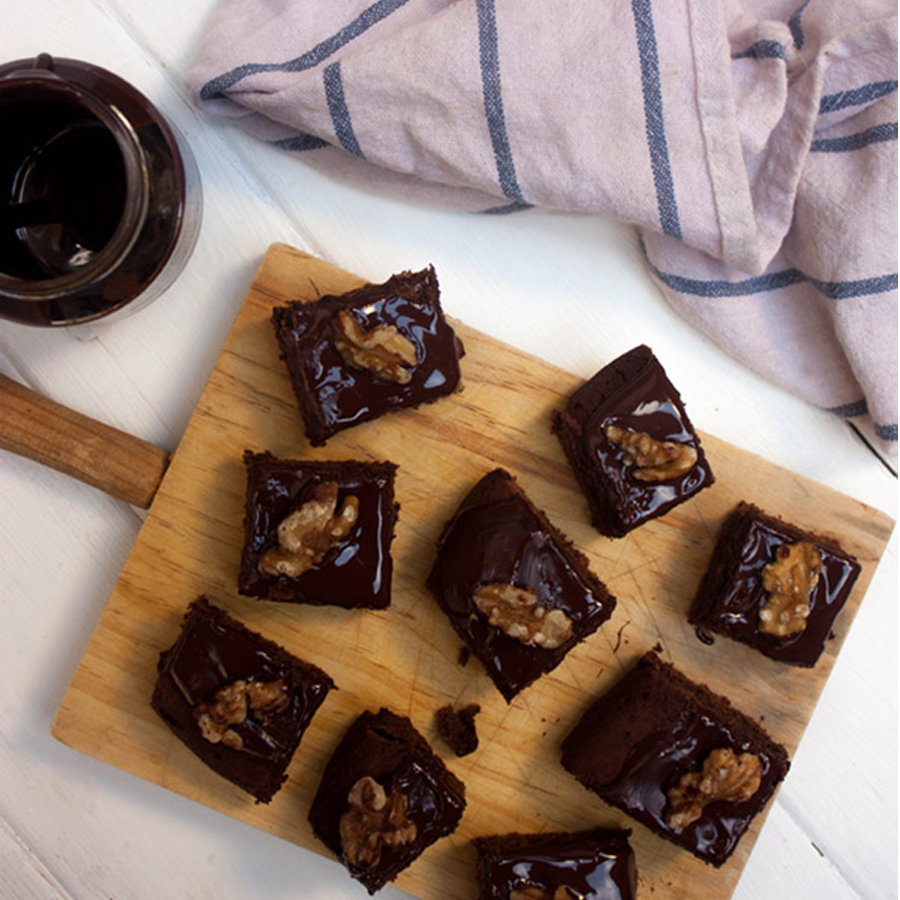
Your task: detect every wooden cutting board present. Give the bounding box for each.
[51,243,894,900]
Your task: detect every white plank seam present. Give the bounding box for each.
[776,792,870,900]
[0,814,75,900]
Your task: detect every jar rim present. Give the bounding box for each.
[0,70,150,301]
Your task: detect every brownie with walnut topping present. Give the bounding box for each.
[561,651,789,867]
[689,501,861,666]
[151,597,334,803]
[551,344,714,537]
[426,468,616,703]
[238,451,398,608]
[271,266,463,446]
[472,828,637,900]
[308,707,466,895]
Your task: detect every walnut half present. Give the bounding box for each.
[604,424,697,482]
[195,678,289,750]
[664,747,763,830]
[339,776,418,868]
[473,583,573,649]
[333,309,419,384]
[258,482,358,578]
[759,541,822,637]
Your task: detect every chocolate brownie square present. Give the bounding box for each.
[689,502,862,666]
[472,828,636,900]
[272,266,463,445]
[151,597,334,803]
[561,652,789,867]
[425,468,616,702]
[552,345,714,537]
[238,451,398,608]
[308,708,466,894]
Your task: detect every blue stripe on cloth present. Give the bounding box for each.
[810,272,899,298]
[820,80,899,114]
[324,62,363,157]
[199,0,411,101]
[475,0,526,203]
[828,399,869,417]
[647,261,807,297]
[271,134,331,152]
[732,40,787,60]
[811,122,898,152]
[827,402,898,444]
[631,0,682,240]
[788,0,812,50]
[480,200,534,214]
[641,239,898,300]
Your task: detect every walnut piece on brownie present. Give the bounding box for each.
[426,468,616,702]
[552,345,713,537]
[271,266,463,446]
[308,708,466,894]
[561,652,789,867]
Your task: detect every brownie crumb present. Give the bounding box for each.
[436,703,481,757]
[612,619,631,653]
[457,646,471,667]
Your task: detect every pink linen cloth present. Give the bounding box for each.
[188,0,898,450]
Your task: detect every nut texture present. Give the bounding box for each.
[472,583,573,649]
[664,747,763,830]
[759,541,822,637]
[509,887,576,900]
[195,678,289,750]
[604,424,698,482]
[339,776,418,868]
[333,309,418,384]
[258,482,358,577]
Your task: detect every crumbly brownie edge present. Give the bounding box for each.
[551,409,629,538]
[271,303,330,446]
[563,345,655,426]
[687,503,758,628]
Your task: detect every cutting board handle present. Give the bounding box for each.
[0,374,169,509]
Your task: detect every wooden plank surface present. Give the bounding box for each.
[51,243,894,900]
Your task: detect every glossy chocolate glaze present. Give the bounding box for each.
[151,599,333,802]
[691,505,861,666]
[474,829,636,900]
[426,469,615,702]
[562,654,789,867]
[308,708,466,894]
[599,710,777,864]
[239,452,397,608]
[272,267,462,445]
[577,351,713,528]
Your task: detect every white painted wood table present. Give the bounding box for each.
[0,3,896,900]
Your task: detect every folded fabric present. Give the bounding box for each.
[188,0,898,451]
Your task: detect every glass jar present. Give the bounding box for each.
[0,54,202,326]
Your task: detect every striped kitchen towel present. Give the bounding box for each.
[188,0,898,451]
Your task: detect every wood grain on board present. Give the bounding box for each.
[52,243,894,900]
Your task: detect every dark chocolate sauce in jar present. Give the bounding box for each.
[0,54,201,325]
